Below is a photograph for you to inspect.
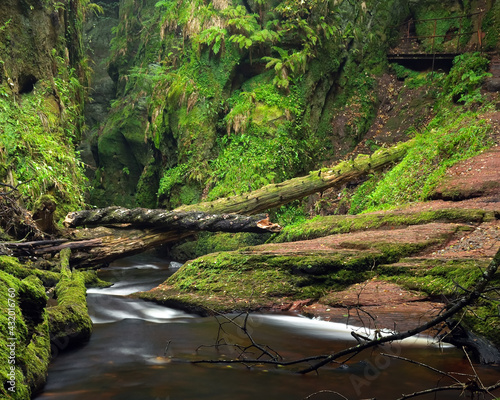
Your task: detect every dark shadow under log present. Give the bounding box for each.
[6,212,281,268]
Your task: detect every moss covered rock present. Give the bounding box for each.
[47,250,92,348]
[378,256,500,349]
[138,219,464,313]
[273,208,495,243]
[0,267,50,398]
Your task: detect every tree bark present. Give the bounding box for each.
[6,140,410,267]
[176,141,410,215]
[64,208,282,233]
[7,213,281,267]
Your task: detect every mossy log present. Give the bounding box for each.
[5,141,410,267]
[47,249,92,347]
[176,141,411,215]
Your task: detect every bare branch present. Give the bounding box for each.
[298,247,500,374]
[303,390,350,399]
[195,311,283,363]
[395,380,500,400]
[380,353,462,384]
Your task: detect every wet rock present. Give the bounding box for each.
[443,321,500,364]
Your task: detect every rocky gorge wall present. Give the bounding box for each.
[0,1,96,397]
[0,0,89,217]
[82,0,499,214]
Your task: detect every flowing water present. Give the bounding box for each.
[35,254,500,400]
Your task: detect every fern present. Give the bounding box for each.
[195,26,228,55]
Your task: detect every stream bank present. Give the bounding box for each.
[35,254,500,400]
[138,147,500,358]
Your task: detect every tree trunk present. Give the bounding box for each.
[176,141,410,215]
[64,208,282,232]
[6,213,281,268]
[6,140,410,267]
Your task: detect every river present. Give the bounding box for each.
[35,254,500,400]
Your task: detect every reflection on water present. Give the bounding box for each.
[35,254,500,400]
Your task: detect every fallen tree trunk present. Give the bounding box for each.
[6,213,281,267]
[176,141,411,215]
[65,141,409,229]
[6,140,411,267]
[64,208,282,232]
[4,228,194,267]
[65,228,194,268]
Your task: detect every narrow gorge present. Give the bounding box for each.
[1,0,499,398]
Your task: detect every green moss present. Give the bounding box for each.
[377,256,500,347]
[135,160,161,208]
[377,258,491,296]
[273,208,491,243]
[47,259,92,347]
[139,246,410,312]
[0,256,59,287]
[411,0,473,53]
[23,312,51,394]
[80,270,112,288]
[53,271,88,310]
[463,301,500,348]
[0,269,51,398]
[170,231,270,261]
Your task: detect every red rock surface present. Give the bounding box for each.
[279,145,500,331]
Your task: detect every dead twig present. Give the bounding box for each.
[394,380,500,400]
[298,247,500,374]
[195,311,282,363]
[303,390,350,399]
[380,353,463,384]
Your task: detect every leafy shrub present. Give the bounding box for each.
[0,79,87,218]
[440,52,491,105]
[158,164,189,198]
[349,111,493,213]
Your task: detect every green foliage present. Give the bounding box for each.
[272,200,308,227]
[206,127,302,200]
[346,52,494,215]
[349,110,493,213]
[104,0,457,210]
[331,63,378,143]
[263,46,309,89]
[158,164,189,198]
[194,26,228,55]
[0,81,87,217]
[135,162,161,208]
[348,174,381,215]
[82,1,104,16]
[481,1,500,50]
[390,64,443,89]
[440,52,491,105]
[0,18,11,33]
